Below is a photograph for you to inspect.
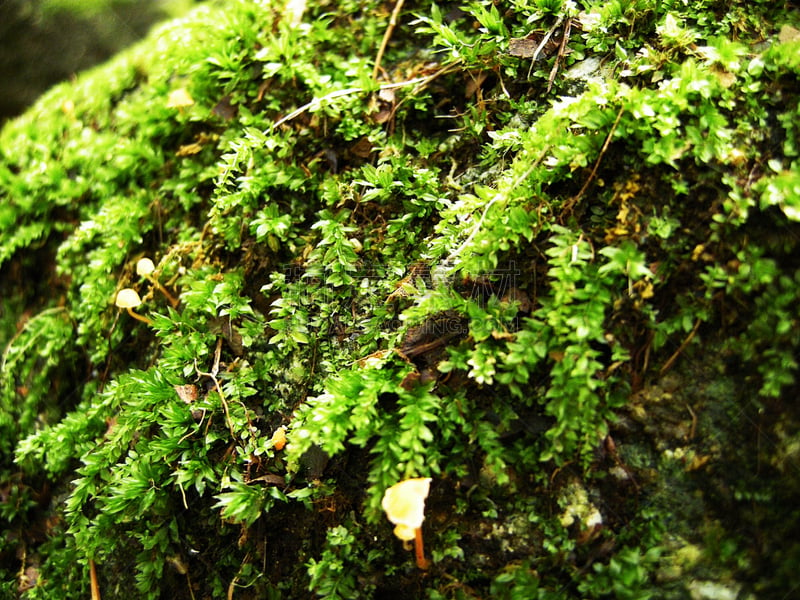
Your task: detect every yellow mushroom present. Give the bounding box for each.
[166,88,194,110]
[136,257,179,307]
[381,477,432,569]
[115,288,153,325]
[271,426,287,451]
[136,257,156,277]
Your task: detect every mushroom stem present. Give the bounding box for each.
[151,279,180,308]
[414,527,430,570]
[136,258,180,308]
[126,307,153,326]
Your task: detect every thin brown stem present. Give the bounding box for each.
[151,278,180,308]
[90,559,101,600]
[660,318,701,376]
[195,339,237,439]
[414,527,430,570]
[126,307,153,326]
[373,0,406,80]
[273,60,461,131]
[562,106,625,218]
[546,18,572,93]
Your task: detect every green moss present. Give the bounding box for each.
[1,0,799,597]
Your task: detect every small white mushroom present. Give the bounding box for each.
[136,257,179,308]
[115,288,152,325]
[136,258,156,277]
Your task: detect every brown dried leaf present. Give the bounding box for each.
[508,36,538,58]
[174,384,199,404]
[378,87,396,103]
[371,109,393,124]
[349,137,374,159]
[212,95,237,120]
[508,32,560,59]
[465,70,488,98]
[779,24,800,43]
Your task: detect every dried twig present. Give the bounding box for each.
[660,318,702,376]
[546,18,572,93]
[562,106,625,217]
[686,402,698,440]
[272,64,460,130]
[228,552,252,600]
[194,339,236,439]
[527,17,563,79]
[373,0,406,80]
[90,559,101,600]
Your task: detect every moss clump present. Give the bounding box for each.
[1,0,799,597]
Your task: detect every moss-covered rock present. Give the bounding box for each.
[1,0,799,597]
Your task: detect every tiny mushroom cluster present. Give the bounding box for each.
[381,477,432,570]
[114,256,180,325]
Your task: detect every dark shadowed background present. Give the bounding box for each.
[0,0,198,124]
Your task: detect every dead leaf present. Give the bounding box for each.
[509,31,561,60]
[176,143,203,157]
[256,80,272,102]
[465,70,488,98]
[378,87,396,103]
[491,329,515,340]
[501,287,531,313]
[686,454,711,472]
[356,349,390,367]
[209,317,244,355]
[349,137,374,159]
[174,384,199,404]
[509,36,538,59]
[371,109,394,124]
[713,66,736,88]
[779,25,800,43]
[18,565,39,592]
[249,473,286,485]
[212,95,236,120]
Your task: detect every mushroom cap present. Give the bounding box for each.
[136,257,156,277]
[166,88,194,108]
[392,524,417,542]
[381,477,431,535]
[271,426,287,451]
[115,288,143,309]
